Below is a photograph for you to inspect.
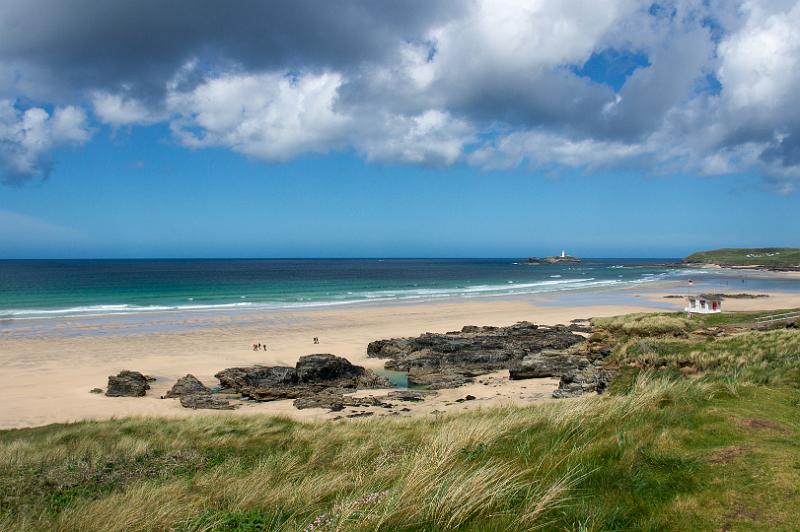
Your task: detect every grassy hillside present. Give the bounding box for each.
[2,311,800,531]
[684,247,800,267]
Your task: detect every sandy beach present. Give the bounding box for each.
[2,279,800,429]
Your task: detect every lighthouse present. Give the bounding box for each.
[561,250,566,258]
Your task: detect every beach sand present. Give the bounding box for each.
[2,286,799,429]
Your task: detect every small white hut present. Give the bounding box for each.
[685,294,722,314]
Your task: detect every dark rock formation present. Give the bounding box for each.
[568,322,592,333]
[296,354,362,382]
[164,374,210,398]
[368,322,585,387]
[89,388,103,394]
[509,349,591,380]
[240,385,324,401]
[215,354,391,404]
[407,367,477,389]
[179,393,236,410]
[552,365,611,399]
[215,366,297,392]
[105,371,150,397]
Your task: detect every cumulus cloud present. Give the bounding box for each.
[166,70,350,161]
[357,110,476,166]
[163,67,474,167]
[718,1,800,110]
[91,91,162,127]
[1,0,800,190]
[0,101,91,183]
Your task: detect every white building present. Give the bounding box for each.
[685,294,722,314]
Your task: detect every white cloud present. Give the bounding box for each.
[718,1,800,110]
[3,0,800,190]
[469,130,648,172]
[358,110,475,166]
[91,91,162,126]
[167,70,349,161]
[0,100,91,182]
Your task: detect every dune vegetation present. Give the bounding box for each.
[2,311,799,531]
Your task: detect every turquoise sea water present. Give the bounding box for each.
[0,258,797,321]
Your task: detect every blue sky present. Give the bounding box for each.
[1,1,799,258]
[1,124,798,259]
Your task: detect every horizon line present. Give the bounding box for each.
[0,256,685,261]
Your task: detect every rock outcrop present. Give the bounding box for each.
[215,366,298,391]
[164,374,210,398]
[552,366,611,398]
[215,354,391,404]
[509,349,591,379]
[498,322,618,399]
[296,354,363,382]
[179,393,236,410]
[407,367,474,389]
[105,370,151,397]
[367,322,585,387]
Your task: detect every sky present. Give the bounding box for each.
[1,0,799,258]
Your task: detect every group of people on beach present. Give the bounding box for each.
[251,337,320,351]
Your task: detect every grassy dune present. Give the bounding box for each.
[684,247,800,267]
[2,312,800,531]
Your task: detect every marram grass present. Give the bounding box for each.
[3,375,796,531]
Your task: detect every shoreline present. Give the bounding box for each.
[4,266,800,339]
[2,272,799,430]
[0,298,650,429]
[5,262,799,325]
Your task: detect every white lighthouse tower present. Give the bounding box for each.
[561,250,566,258]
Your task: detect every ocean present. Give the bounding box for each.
[4,258,795,322]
